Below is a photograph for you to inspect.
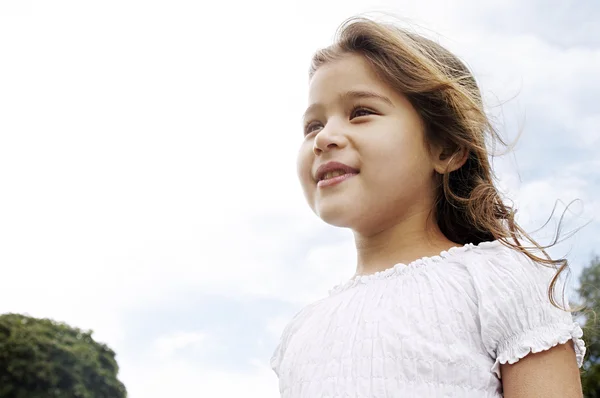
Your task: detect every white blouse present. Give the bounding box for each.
[271,241,586,397]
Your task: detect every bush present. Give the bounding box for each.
[0,313,126,398]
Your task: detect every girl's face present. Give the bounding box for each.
[298,53,440,236]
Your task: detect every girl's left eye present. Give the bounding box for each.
[350,107,374,119]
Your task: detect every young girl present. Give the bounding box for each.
[270,17,586,398]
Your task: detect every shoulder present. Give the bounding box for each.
[461,240,586,377]
[415,240,547,292]
[459,240,557,290]
[270,298,326,376]
[461,239,566,320]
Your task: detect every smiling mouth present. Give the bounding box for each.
[320,170,349,181]
[317,171,358,188]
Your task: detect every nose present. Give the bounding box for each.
[313,122,348,155]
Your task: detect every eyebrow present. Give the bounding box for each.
[302,90,393,122]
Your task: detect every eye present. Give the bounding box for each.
[350,107,375,119]
[304,121,323,136]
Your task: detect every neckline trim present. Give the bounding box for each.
[328,240,501,295]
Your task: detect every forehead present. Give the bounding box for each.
[308,54,393,103]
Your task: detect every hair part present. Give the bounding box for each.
[310,16,577,311]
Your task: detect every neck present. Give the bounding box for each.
[353,209,457,276]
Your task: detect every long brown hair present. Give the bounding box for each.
[309,16,575,311]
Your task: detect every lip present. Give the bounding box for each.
[317,172,357,188]
[314,161,360,182]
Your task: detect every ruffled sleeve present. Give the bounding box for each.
[467,243,586,379]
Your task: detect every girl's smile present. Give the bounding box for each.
[317,172,357,188]
[314,160,359,188]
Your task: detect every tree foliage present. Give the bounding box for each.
[0,313,126,398]
[578,255,600,397]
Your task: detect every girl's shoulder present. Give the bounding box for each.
[458,239,544,269]
[459,240,586,376]
[443,240,569,310]
[458,240,561,294]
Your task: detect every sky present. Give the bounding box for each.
[0,0,598,397]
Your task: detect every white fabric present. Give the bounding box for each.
[271,240,586,397]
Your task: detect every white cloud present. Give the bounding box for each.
[266,316,292,341]
[0,0,31,16]
[122,358,279,398]
[153,331,209,359]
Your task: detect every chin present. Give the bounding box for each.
[315,204,360,229]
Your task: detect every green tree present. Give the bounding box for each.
[578,255,600,397]
[0,313,126,398]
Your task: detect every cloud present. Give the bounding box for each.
[122,358,279,398]
[153,331,210,359]
[463,0,600,48]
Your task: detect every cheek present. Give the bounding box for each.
[367,132,432,184]
[297,146,317,210]
[296,145,314,187]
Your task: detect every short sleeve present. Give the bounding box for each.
[467,244,586,379]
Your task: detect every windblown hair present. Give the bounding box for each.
[310,16,573,311]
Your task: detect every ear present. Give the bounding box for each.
[430,142,469,174]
